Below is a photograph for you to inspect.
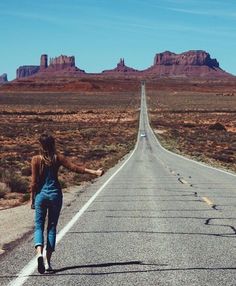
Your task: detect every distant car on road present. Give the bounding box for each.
[140,132,146,137]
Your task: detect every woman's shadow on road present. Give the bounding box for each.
[50,260,166,275]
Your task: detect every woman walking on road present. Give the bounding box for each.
[30,133,103,274]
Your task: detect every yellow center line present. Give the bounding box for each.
[202,197,214,206]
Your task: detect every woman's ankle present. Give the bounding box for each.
[36,245,43,256]
[46,250,53,264]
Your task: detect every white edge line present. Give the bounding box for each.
[151,128,236,178]
[8,132,140,286]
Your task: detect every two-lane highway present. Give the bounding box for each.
[2,84,236,285]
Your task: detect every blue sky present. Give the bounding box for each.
[1,0,236,80]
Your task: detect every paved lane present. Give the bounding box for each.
[2,84,236,286]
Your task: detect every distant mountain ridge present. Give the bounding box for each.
[3,50,234,81]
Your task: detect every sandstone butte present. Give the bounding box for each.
[102,58,139,75]
[0,73,8,83]
[143,50,231,78]
[0,50,235,85]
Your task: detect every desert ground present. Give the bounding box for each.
[147,78,236,174]
[0,84,140,209]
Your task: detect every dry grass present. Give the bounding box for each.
[147,85,236,173]
[0,91,139,208]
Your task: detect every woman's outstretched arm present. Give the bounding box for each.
[58,154,104,176]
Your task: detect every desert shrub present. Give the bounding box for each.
[0,188,6,199]
[4,173,29,193]
[209,122,227,131]
[0,165,10,180]
[6,193,19,199]
[171,129,180,137]
[21,166,31,176]
[80,128,97,140]
[104,144,118,153]
[223,149,234,155]
[0,182,10,198]
[73,173,81,185]
[21,193,30,202]
[85,149,108,160]
[183,123,196,128]
[32,116,44,122]
[58,179,67,189]
[213,154,234,163]
[74,173,92,183]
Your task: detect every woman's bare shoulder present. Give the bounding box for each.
[31,155,42,164]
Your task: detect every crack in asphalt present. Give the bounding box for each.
[205,218,236,236]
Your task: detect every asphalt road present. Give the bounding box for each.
[1,84,236,286]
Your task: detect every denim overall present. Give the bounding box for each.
[34,165,62,251]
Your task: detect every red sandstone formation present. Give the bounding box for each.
[38,54,85,75]
[143,50,232,78]
[153,50,219,67]
[14,50,234,80]
[16,66,40,79]
[16,54,85,78]
[40,54,48,70]
[48,55,75,70]
[102,58,139,74]
[0,73,8,83]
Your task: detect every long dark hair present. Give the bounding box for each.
[39,134,56,166]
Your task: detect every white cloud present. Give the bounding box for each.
[0,10,62,25]
[168,7,236,18]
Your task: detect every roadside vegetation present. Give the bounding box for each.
[147,82,236,174]
[0,91,139,209]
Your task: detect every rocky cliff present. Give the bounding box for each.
[48,55,76,70]
[102,58,139,74]
[16,54,85,78]
[0,73,8,83]
[153,51,219,67]
[16,66,40,78]
[144,50,231,77]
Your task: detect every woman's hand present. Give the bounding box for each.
[31,198,35,209]
[30,193,35,209]
[85,167,104,176]
[95,168,104,177]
